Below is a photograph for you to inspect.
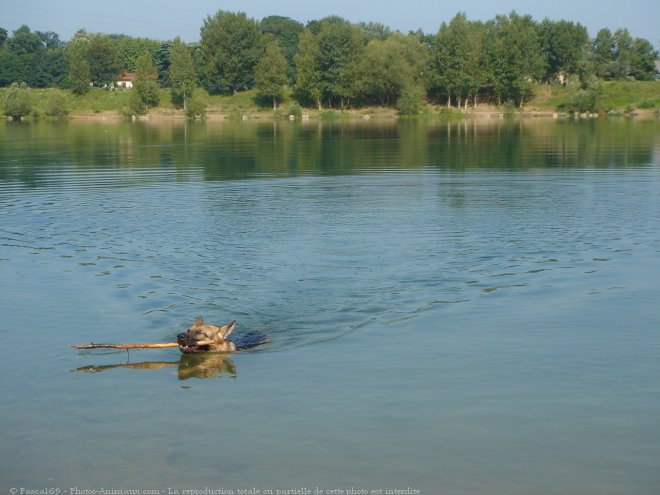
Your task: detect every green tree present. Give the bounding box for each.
[186,88,207,119]
[591,28,615,78]
[200,10,263,94]
[7,25,42,56]
[153,41,172,87]
[430,13,473,108]
[255,37,288,108]
[484,12,546,107]
[3,82,32,120]
[86,35,122,87]
[539,19,589,82]
[359,33,428,106]
[0,25,67,88]
[612,28,634,78]
[0,28,7,49]
[68,43,91,95]
[133,52,160,109]
[111,35,161,72]
[316,19,364,108]
[294,29,323,109]
[397,85,426,116]
[0,49,20,86]
[295,19,364,109]
[169,37,197,110]
[37,30,65,49]
[357,22,393,43]
[261,16,304,83]
[464,21,489,108]
[630,37,658,80]
[44,88,69,117]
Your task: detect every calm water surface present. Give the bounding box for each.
[1,118,659,494]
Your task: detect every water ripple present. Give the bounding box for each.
[2,122,660,349]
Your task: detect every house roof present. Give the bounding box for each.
[118,72,136,81]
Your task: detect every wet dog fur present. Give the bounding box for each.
[177,318,237,354]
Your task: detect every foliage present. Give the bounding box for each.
[357,22,393,43]
[540,80,659,112]
[294,30,323,109]
[0,25,67,88]
[285,102,302,118]
[255,37,288,108]
[110,35,161,72]
[430,13,477,108]
[123,88,146,116]
[0,14,656,117]
[260,16,304,83]
[590,28,658,81]
[566,88,599,113]
[186,88,207,119]
[133,52,160,109]
[629,37,657,80]
[538,19,589,82]
[7,25,43,55]
[502,99,517,117]
[153,42,172,87]
[359,33,428,106]
[396,85,426,116]
[591,28,615,79]
[200,10,263,94]
[67,43,91,95]
[295,18,363,109]
[69,30,122,88]
[317,19,363,108]
[3,82,32,120]
[169,37,197,110]
[483,12,546,107]
[44,88,69,117]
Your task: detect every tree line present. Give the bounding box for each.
[1,10,657,116]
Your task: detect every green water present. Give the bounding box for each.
[1,118,659,494]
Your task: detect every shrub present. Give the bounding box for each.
[502,99,517,117]
[44,89,69,118]
[638,99,657,109]
[186,90,207,119]
[285,102,302,119]
[397,86,425,117]
[3,82,32,120]
[122,90,147,118]
[568,89,599,113]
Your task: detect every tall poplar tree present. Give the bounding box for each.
[67,43,91,95]
[294,29,323,109]
[133,52,160,109]
[169,37,197,111]
[255,37,288,108]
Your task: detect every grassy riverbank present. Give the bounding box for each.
[2,81,659,121]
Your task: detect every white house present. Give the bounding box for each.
[116,72,136,89]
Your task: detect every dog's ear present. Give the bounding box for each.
[220,320,237,339]
[194,317,205,326]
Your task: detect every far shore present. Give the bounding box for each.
[63,105,660,123]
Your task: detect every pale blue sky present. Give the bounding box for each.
[2,0,658,47]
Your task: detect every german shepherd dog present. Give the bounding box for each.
[177,318,237,354]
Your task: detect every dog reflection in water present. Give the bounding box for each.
[76,353,238,380]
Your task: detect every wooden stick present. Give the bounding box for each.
[70,342,180,350]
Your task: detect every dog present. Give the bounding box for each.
[177,317,237,354]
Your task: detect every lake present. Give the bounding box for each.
[1,117,659,495]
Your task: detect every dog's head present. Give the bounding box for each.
[177,318,237,353]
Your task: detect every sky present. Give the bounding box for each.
[2,0,659,48]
